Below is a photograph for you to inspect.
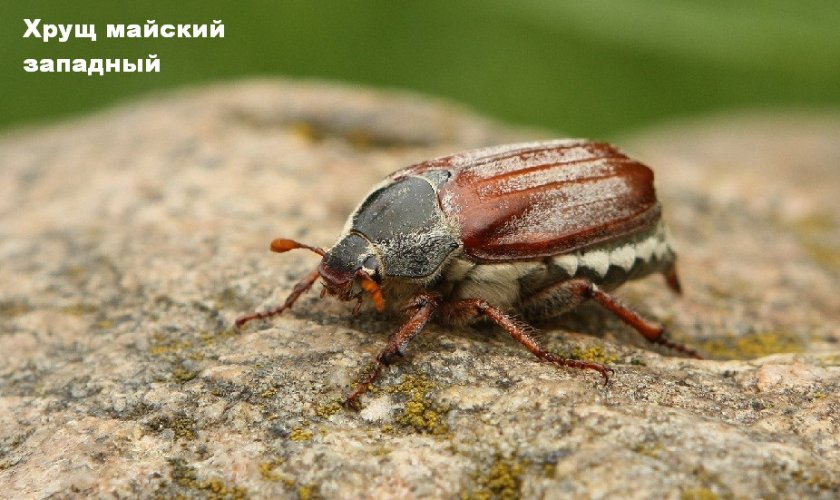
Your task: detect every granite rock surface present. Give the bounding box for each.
[1,81,838,498]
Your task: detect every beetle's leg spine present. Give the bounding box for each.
[445,298,612,384]
[345,293,439,408]
[664,261,682,295]
[234,267,321,328]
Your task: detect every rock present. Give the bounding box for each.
[0,80,838,498]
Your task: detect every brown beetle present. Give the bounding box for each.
[236,140,701,405]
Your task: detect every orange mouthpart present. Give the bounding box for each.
[357,272,385,312]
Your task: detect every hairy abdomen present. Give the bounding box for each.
[439,221,676,321]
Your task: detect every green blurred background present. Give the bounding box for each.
[2,0,839,137]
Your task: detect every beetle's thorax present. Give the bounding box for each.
[339,173,461,282]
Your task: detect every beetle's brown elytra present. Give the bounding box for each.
[235,140,702,407]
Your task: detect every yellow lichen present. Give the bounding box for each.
[698,332,804,360]
[60,303,98,316]
[298,484,320,500]
[260,387,279,398]
[788,213,840,271]
[569,344,618,364]
[290,121,320,142]
[149,414,198,441]
[314,401,342,420]
[165,458,247,499]
[681,488,718,500]
[388,374,450,435]
[289,427,314,442]
[790,468,837,490]
[259,458,285,481]
[632,442,664,459]
[61,264,87,282]
[201,327,241,346]
[172,367,198,383]
[370,447,391,457]
[541,463,555,477]
[468,455,525,500]
[148,331,191,356]
[0,300,31,318]
[172,416,198,441]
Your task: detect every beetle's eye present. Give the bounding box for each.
[362,255,380,278]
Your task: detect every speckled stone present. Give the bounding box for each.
[1,81,838,499]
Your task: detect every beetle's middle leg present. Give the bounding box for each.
[345,293,439,407]
[522,279,702,359]
[442,298,612,383]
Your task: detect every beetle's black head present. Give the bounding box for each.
[318,232,384,309]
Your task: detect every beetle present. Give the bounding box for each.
[236,139,701,406]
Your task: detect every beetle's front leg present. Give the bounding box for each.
[345,293,439,408]
[443,298,612,383]
[235,268,321,328]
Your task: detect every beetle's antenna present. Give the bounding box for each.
[270,238,325,256]
[356,270,385,312]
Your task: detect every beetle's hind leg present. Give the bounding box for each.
[235,268,321,328]
[442,298,612,383]
[522,278,702,359]
[345,293,439,408]
[663,261,682,295]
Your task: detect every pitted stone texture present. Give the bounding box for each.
[1,82,838,498]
